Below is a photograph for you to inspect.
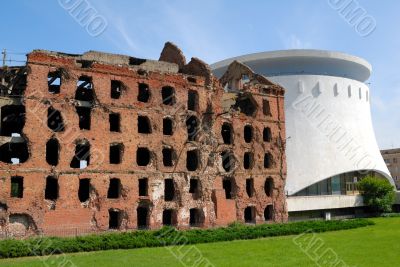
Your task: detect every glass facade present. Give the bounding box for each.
[293,171,383,196]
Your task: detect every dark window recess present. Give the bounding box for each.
[221,151,234,172]
[162,148,174,167]
[221,123,233,144]
[163,118,173,135]
[138,178,148,196]
[264,205,273,221]
[223,179,233,199]
[0,142,29,164]
[263,99,271,115]
[138,83,150,102]
[244,207,255,223]
[263,127,272,142]
[107,178,121,199]
[136,147,150,166]
[265,177,273,197]
[246,178,254,197]
[45,176,58,200]
[138,116,151,133]
[110,143,122,164]
[10,176,23,198]
[188,90,198,111]
[46,138,59,166]
[47,107,65,132]
[162,86,175,105]
[1,105,25,136]
[186,150,199,171]
[111,80,122,99]
[264,153,273,169]
[244,125,253,143]
[235,95,257,116]
[109,210,122,229]
[186,115,198,141]
[164,179,175,201]
[70,141,90,168]
[109,113,120,132]
[189,178,199,194]
[187,77,196,83]
[189,208,203,227]
[243,152,253,170]
[137,206,149,229]
[78,178,90,202]
[75,76,93,102]
[162,209,174,226]
[76,107,91,130]
[48,71,61,94]
[129,57,146,65]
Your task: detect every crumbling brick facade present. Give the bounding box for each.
[0,42,287,237]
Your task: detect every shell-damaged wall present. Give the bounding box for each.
[0,42,287,237]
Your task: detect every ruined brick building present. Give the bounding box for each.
[0,42,287,236]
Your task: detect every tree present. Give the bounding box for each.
[357,176,395,213]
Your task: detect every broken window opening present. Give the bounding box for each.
[70,141,90,169]
[129,57,146,65]
[48,71,61,94]
[221,151,234,172]
[109,113,120,132]
[109,209,122,229]
[76,107,91,130]
[264,205,273,221]
[163,117,173,135]
[188,90,199,111]
[162,147,175,167]
[244,125,253,143]
[46,138,59,166]
[221,122,233,144]
[162,86,175,105]
[138,178,148,196]
[244,152,253,170]
[187,77,197,83]
[246,178,254,197]
[137,206,149,229]
[189,208,204,227]
[164,178,175,201]
[47,107,65,132]
[136,147,150,166]
[109,143,123,164]
[265,177,274,197]
[78,178,90,202]
[138,116,152,134]
[235,95,257,116]
[45,176,59,200]
[1,105,25,136]
[263,127,272,142]
[222,178,233,199]
[111,80,122,99]
[0,142,29,164]
[244,206,255,223]
[10,176,23,198]
[162,209,176,226]
[138,83,150,102]
[263,99,271,116]
[107,178,121,199]
[186,115,198,141]
[264,153,273,169]
[189,178,199,194]
[75,76,93,102]
[186,150,199,171]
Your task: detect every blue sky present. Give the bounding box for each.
[3,0,400,149]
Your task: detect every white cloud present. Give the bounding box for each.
[280,33,312,49]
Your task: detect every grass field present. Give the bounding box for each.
[1,217,399,267]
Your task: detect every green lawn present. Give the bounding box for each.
[1,217,399,267]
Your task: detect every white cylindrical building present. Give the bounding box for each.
[212,50,393,214]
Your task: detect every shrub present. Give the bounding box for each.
[0,219,374,259]
[358,175,395,213]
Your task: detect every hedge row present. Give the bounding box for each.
[0,219,374,258]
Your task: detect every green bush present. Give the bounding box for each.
[358,175,395,213]
[0,219,374,259]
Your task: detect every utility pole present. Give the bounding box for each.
[1,49,6,67]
